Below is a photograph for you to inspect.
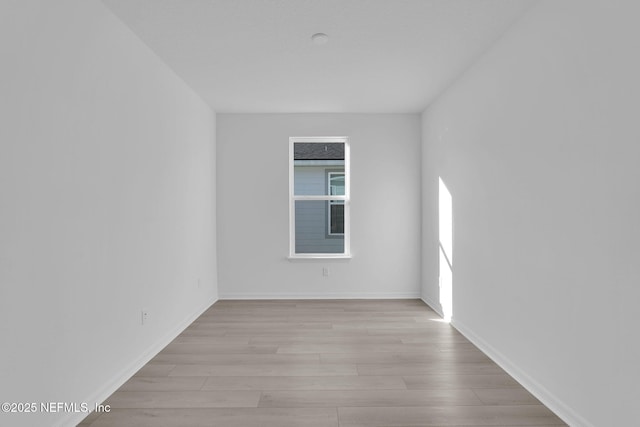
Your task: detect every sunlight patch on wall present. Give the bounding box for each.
[439,177,453,323]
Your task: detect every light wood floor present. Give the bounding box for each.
[79,299,566,427]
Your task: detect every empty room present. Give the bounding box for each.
[1,0,638,426]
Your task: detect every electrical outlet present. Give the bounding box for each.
[323,267,329,277]
[197,278,201,288]
[141,309,149,325]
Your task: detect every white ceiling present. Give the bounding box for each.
[101,0,533,113]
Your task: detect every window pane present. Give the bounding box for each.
[294,143,345,195]
[329,173,345,196]
[295,200,344,254]
[330,203,344,234]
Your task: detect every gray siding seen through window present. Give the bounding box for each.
[294,165,344,253]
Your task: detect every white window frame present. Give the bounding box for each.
[289,136,350,259]
[327,172,345,236]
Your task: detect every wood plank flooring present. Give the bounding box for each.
[79,299,566,427]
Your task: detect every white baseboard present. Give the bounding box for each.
[420,295,444,317]
[219,292,421,300]
[452,318,594,427]
[419,295,589,426]
[61,296,218,427]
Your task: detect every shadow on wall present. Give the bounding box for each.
[439,177,453,322]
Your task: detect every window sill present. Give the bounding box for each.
[288,254,352,261]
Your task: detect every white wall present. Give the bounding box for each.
[421,1,640,426]
[0,1,217,426]
[218,114,421,298]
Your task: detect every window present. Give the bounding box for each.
[290,137,350,258]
